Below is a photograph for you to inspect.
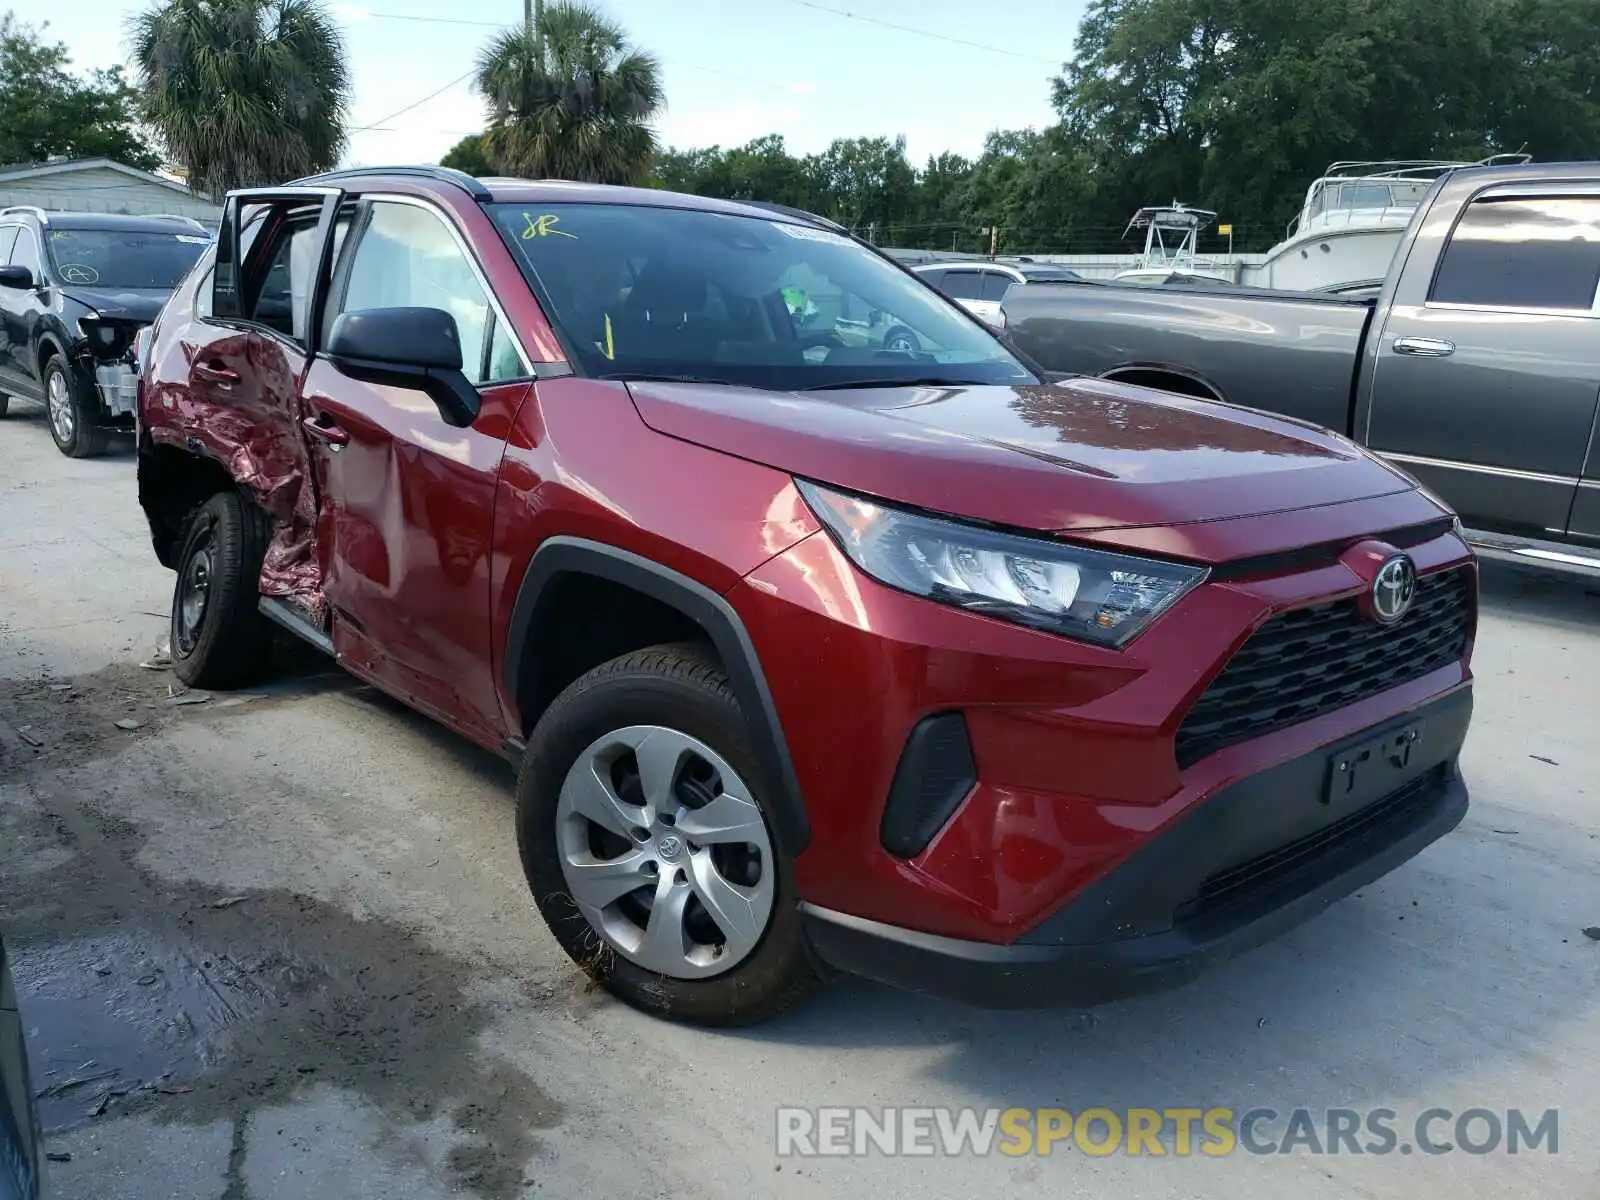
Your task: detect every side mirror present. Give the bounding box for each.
[0,266,33,290]
[326,306,481,428]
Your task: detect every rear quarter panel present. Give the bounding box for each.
[1003,282,1373,433]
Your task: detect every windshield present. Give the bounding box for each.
[489,203,1034,389]
[47,227,211,290]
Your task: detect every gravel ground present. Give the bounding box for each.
[2,408,1597,1199]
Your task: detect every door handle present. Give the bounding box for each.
[192,359,240,384]
[302,413,350,451]
[1393,336,1455,358]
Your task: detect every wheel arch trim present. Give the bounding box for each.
[1099,364,1227,403]
[502,536,811,855]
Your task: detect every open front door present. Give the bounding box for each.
[203,184,351,623]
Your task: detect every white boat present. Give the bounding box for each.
[1239,155,1531,292]
[1111,204,1236,285]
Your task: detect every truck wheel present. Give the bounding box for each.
[43,354,108,458]
[883,326,919,353]
[170,491,274,689]
[517,643,821,1026]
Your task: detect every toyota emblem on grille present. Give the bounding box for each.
[1371,554,1417,624]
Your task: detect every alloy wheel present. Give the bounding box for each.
[555,724,775,979]
[46,370,74,445]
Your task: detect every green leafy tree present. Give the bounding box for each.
[806,135,916,237]
[440,132,495,176]
[475,2,664,185]
[1053,0,1600,245]
[0,14,160,171]
[130,0,350,196]
[906,151,974,247]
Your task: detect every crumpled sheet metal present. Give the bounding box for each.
[151,411,326,625]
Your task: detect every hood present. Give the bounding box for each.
[628,376,1421,545]
[59,286,170,324]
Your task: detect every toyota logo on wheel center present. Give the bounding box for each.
[1371,554,1417,624]
[655,834,683,861]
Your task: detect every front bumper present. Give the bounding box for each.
[802,688,1471,1007]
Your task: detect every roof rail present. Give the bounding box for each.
[0,205,48,223]
[738,200,850,235]
[290,164,492,202]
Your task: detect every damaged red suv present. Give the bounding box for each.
[135,167,1476,1024]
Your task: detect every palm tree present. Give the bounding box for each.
[130,0,350,196]
[475,2,665,185]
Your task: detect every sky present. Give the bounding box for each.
[9,0,1086,169]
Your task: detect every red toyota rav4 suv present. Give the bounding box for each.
[135,167,1476,1025]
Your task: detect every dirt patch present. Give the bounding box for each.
[1,662,565,1200]
[0,662,178,771]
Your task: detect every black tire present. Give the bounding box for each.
[882,325,919,354]
[170,491,274,689]
[517,643,821,1026]
[0,393,9,418]
[43,353,109,458]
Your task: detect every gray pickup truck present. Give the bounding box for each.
[1001,160,1600,575]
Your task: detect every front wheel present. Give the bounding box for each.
[43,354,108,458]
[517,644,821,1025]
[170,491,274,688]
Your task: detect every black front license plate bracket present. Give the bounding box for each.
[1324,723,1423,807]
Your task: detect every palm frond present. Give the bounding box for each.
[474,1,663,183]
[128,0,350,194]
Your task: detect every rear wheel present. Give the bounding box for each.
[44,354,108,458]
[517,644,821,1025]
[882,326,919,354]
[170,491,274,688]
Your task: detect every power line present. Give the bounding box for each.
[351,68,475,132]
[766,0,1059,65]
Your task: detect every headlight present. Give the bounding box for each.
[797,480,1207,648]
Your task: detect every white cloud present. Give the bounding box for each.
[789,82,817,95]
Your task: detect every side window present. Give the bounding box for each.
[248,213,349,344]
[979,271,1015,301]
[336,201,510,384]
[10,229,41,280]
[915,267,946,288]
[487,320,523,383]
[227,206,345,342]
[0,226,18,265]
[940,270,983,301]
[249,223,312,339]
[1431,196,1600,311]
[195,267,214,319]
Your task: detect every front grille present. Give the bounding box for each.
[1173,765,1448,926]
[1175,568,1471,768]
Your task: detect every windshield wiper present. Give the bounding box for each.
[801,376,1002,392]
[596,371,734,385]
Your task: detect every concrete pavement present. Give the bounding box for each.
[1,407,1597,1199]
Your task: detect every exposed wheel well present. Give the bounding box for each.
[137,442,240,569]
[36,336,62,377]
[514,572,712,734]
[1102,368,1224,403]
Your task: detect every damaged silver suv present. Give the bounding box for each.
[0,207,211,457]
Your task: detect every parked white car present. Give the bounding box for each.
[911,260,1086,325]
